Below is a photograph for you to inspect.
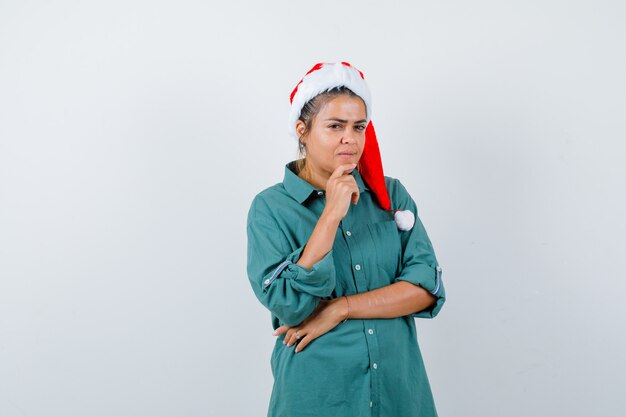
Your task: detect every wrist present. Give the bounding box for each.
[333,295,350,323]
[320,209,342,228]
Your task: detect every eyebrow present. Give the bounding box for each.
[324,118,368,124]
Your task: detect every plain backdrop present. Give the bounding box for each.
[1,1,625,416]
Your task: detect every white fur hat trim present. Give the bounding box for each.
[288,62,372,140]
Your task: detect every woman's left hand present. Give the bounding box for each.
[273,297,348,353]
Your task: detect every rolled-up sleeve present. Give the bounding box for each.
[390,179,446,319]
[246,196,336,326]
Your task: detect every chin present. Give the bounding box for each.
[336,156,358,164]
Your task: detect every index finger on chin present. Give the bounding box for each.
[330,163,357,179]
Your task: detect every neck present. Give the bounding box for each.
[298,163,331,190]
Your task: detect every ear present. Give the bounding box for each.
[295,120,306,142]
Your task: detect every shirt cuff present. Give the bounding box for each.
[262,246,336,298]
[395,264,446,319]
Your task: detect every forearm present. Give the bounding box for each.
[337,281,437,319]
[296,211,341,270]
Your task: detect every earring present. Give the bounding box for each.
[298,138,306,153]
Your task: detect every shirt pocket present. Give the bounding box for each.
[367,219,402,285]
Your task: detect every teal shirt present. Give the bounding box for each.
[247,161,446,417]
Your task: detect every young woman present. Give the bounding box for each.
[246,62,446,417]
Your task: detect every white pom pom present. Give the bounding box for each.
[394,210,415,231]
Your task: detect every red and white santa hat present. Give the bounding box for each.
[289,61,415,231]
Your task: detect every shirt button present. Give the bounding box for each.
[354,264,361,271]
[345,230,352,237]
[317,190,324,196]
[263,279,270,285]
[372,363,378,369]
[368,329,374,335]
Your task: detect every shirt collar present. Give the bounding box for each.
[283,160,369,205]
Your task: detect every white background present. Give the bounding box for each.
[1,1,625,416]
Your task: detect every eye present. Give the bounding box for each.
[328,124,343,129]
[355,125,366,131]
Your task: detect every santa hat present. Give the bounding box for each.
[289,62,415,231]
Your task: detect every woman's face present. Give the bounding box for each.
[297,95,368,179]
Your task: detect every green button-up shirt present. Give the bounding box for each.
[247,161,445,417]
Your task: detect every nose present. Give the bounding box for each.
[341,129,355,144]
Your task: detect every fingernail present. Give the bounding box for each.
[282,340,286,344]
[295,348,299,353]
[272,330,278,336]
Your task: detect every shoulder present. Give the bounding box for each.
[247,182,289,224]
[383,175,409,198]
[383,175,418,210]
[383,174,401,191]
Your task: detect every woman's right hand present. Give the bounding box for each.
[323,163,360,221]
[296,163,359,270]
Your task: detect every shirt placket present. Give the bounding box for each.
[341,206,382,417]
